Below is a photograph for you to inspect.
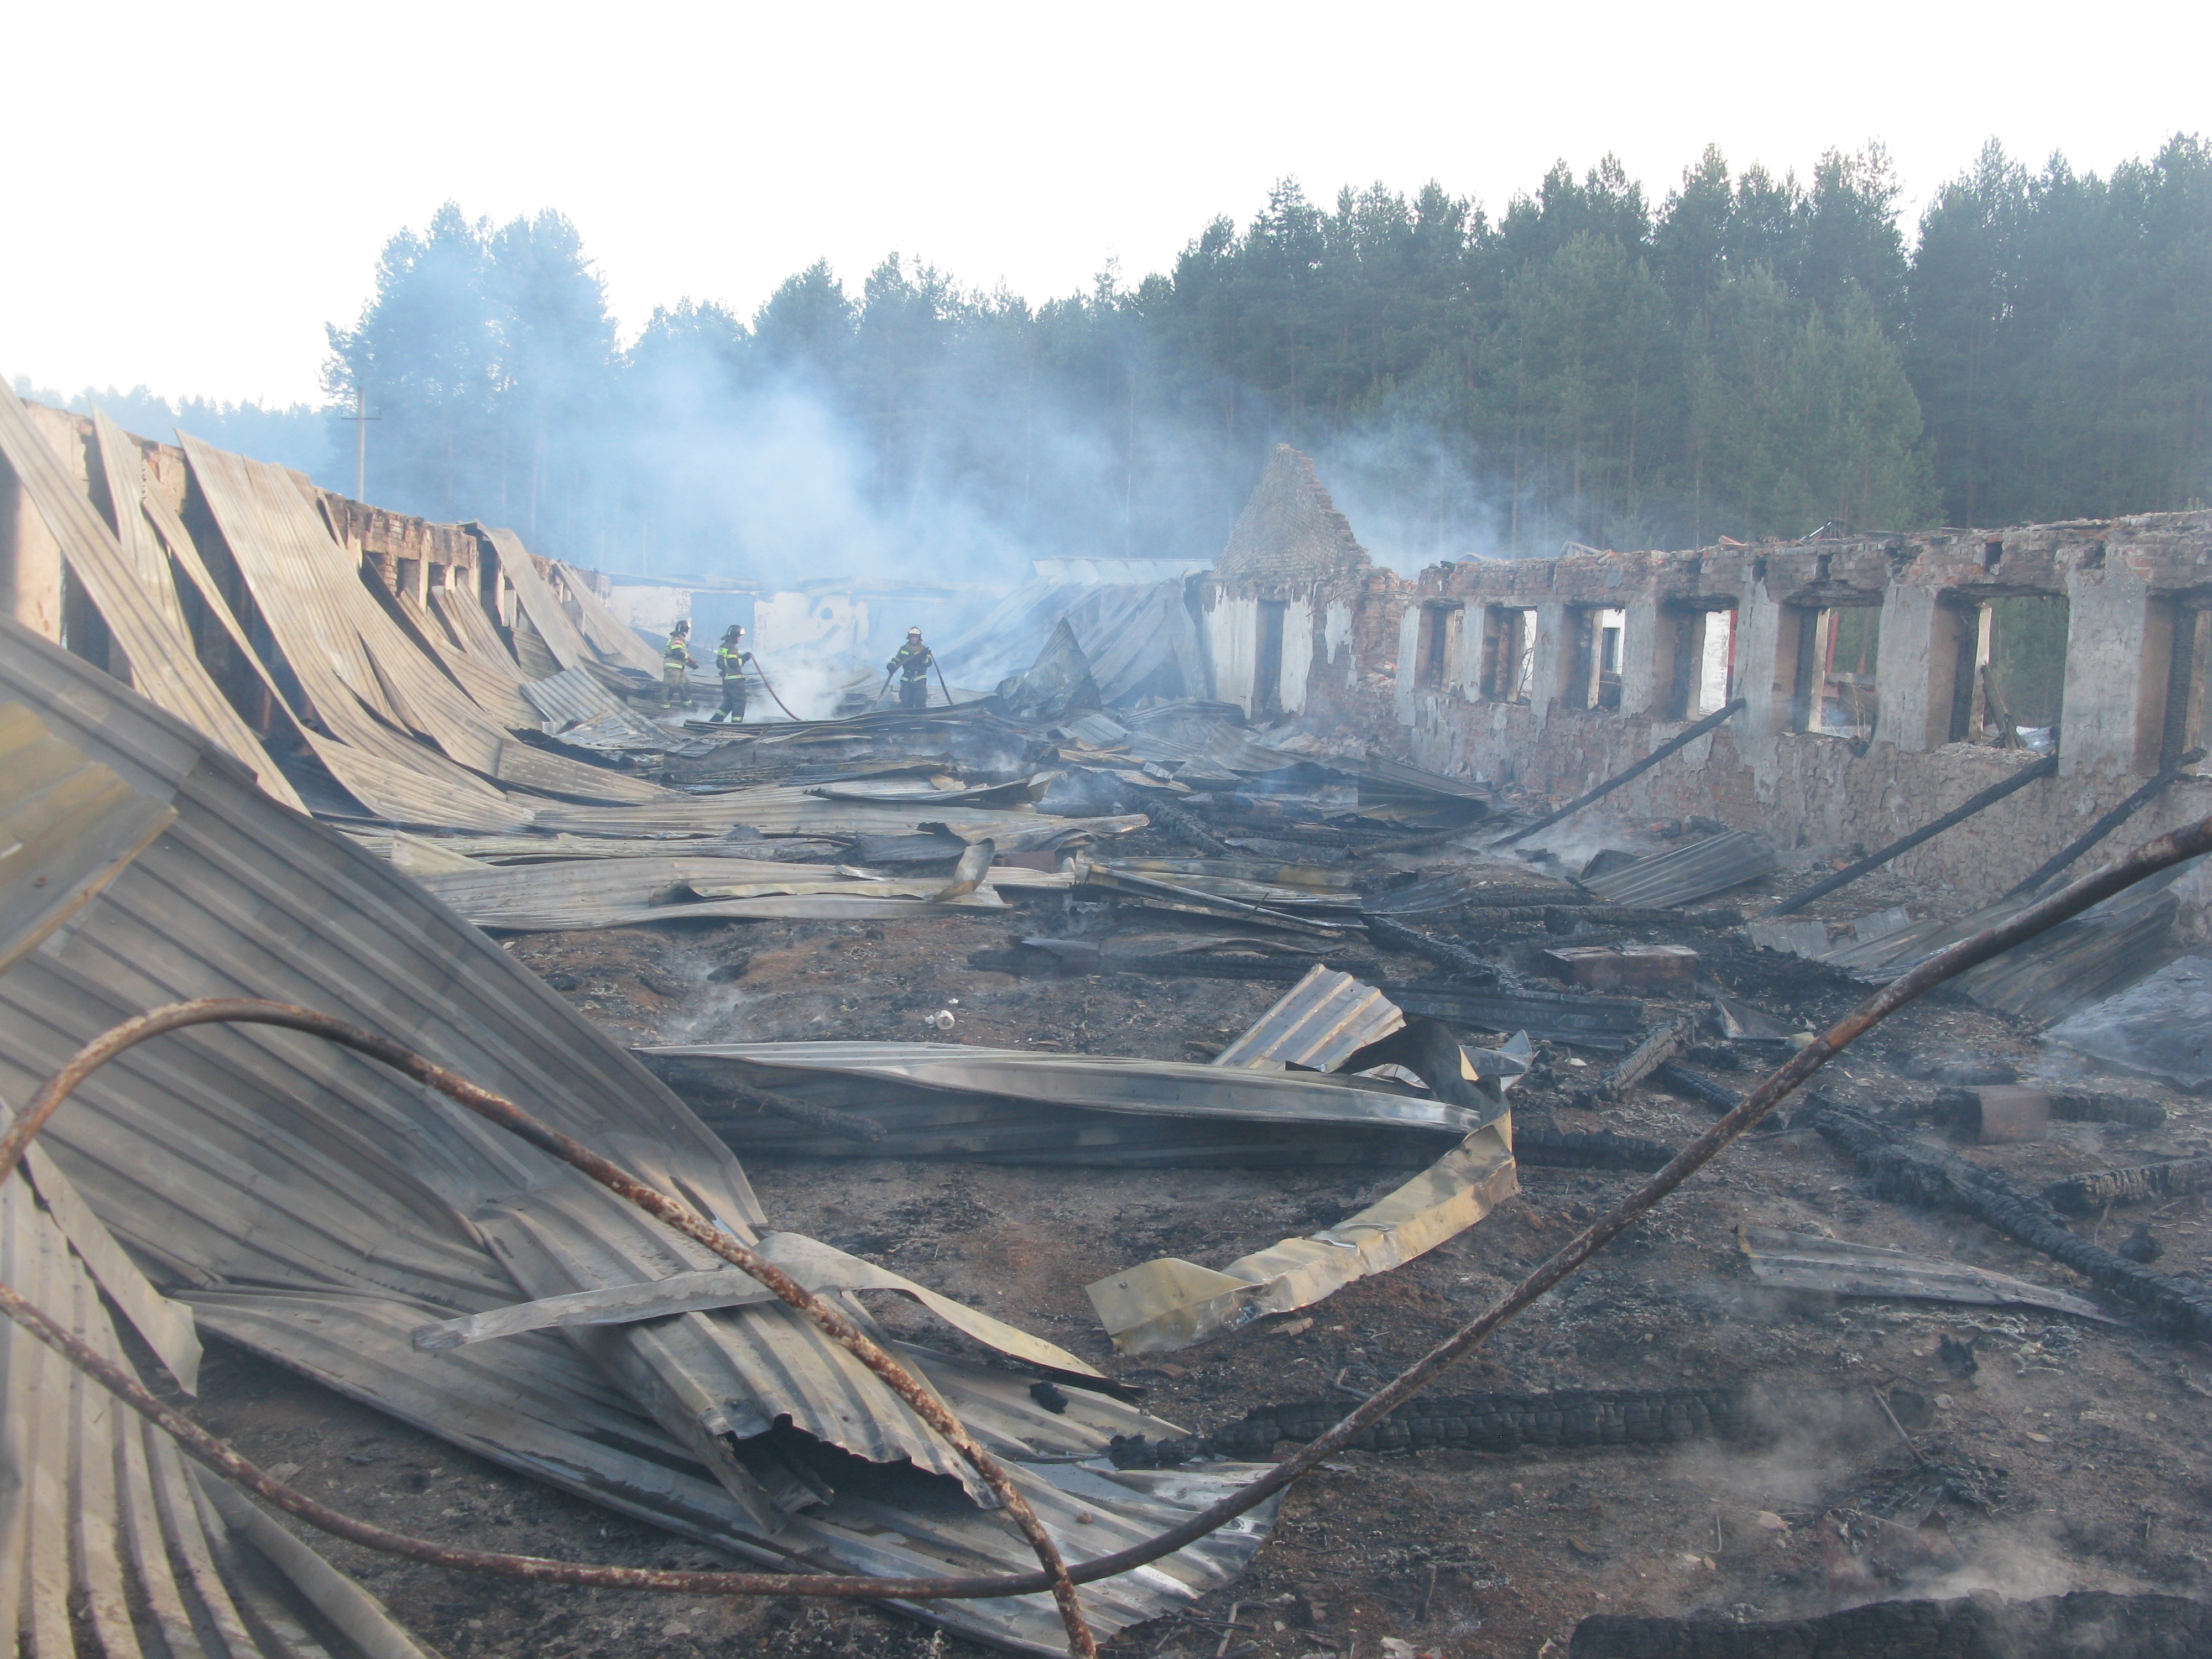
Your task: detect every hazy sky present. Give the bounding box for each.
[9,1,2205,408]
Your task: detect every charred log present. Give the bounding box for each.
[1514,1123,1680,1172]
[1461,886,1592,909]
[1932,1086,2166,1129]
[2043,1156,2212,1215]
[1652,1062,1741,1113]
[1573,1016,1693,1107]
[1365,915,1501,983]
[1145,799,1234,856]
[1803,1097,2212,1342]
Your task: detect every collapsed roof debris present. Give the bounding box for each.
[5,390,2212,1655]
[1733,1225,2113,1319]
[0,1138,442,1659]
[0,629,1275,1655]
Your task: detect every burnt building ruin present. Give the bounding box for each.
[1202,444,2212,932]
[4,390,2212,1659]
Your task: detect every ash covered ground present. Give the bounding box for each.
[190,846,2212,1659]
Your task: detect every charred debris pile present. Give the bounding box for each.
[2,380,2209,1657]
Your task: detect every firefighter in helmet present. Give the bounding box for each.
[711,625,755,723]
[661,619,698,708]
[887,627,935,709]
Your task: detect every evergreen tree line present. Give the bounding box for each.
[196,135,2212,573]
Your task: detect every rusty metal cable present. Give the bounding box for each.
[0,1001,1098,1656]
[0,806,2206,1623]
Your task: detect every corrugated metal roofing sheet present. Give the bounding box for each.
[0,623,1272,1652]
[0,1131,438,1659]
[535,791,1146,849]
[523,666,624,726]
[547,560,667,677]
[0,702,176,977]
[647,1042,1492,1139]
[182,437,661,812]
[477,525,592,672]
[0,382,303,811]
[1818,872,2185,1022]
[1582,830,1777,907]
[1213,964,1406,1071]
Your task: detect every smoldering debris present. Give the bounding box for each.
[9,385,2212,1658]
[1734,1227,2114,1321]
[2043,1155,2212,1214]
[1802,1097,2212,1342]
[0,632,1279,1659]
[1568,1590,2212,1659]
[1105,1381,1935,1466]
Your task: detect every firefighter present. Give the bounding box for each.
[887,627,935,709]
[710,625,754,723]
[661,619,698,708]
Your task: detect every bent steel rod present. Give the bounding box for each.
[3,808,2209,1614]
[1761,751,2057,917]
[1495,697,1744,846]
[0,1003,1097,1655]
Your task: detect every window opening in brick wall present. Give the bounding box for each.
[1481,606,1537,703]
[1413,601,1462,692]
[1665,606,1738,719]
[1990,595,2068,747]
[1255,599,1287,714]
[1795,604,1880,737]
[2159,599,2209,773]
[1944,594,2069,750]
[1563,607,1621,710]
[1585,607,1626,709]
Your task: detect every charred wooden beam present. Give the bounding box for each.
[1365,915,1500,982]
[1933,1086,2165,1132]
[2043,1156,2212,1215]
[1496,698,1746,846]
[1761,753,2057,917]
[1512,1123,1679,1172]
[1145,798,1234,857]
[1573,1016,1693,1107]
[1651,1062,1743,1115]
[1802,1096,2212,1341]
[2004,747,2205,900]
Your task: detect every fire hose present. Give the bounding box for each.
[735,654,805,722]
[0,808,2207,1650]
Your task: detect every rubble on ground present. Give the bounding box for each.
[1,383,2208,1659]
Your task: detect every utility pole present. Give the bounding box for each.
[342,384,379,500]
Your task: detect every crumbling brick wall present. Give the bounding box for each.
[1209,497,2212,934]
